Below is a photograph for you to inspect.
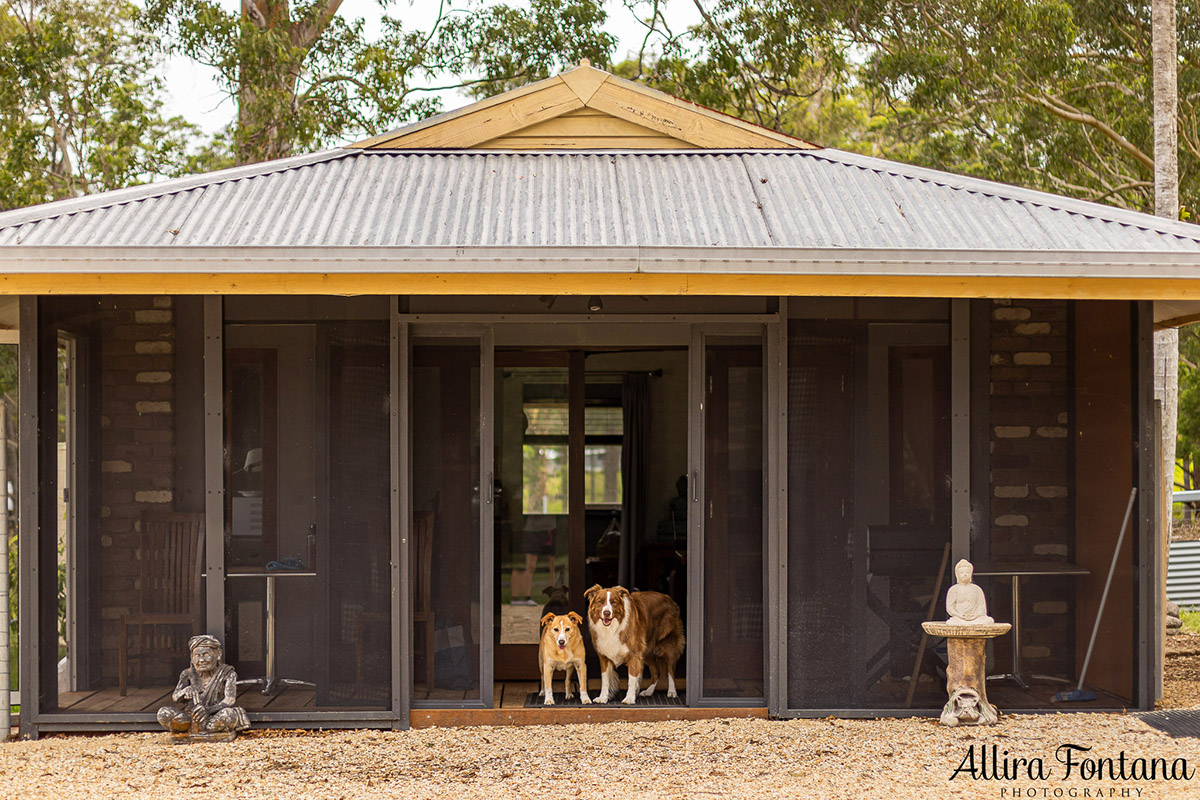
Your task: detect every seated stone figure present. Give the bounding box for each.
[157,635,250,738]
[945,559,994,625]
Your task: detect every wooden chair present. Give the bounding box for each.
[118,511,205,696]
[863,525,949,694]
[413,511,436,690]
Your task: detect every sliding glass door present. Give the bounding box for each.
[689,326,766,705]
[409,330,493,708]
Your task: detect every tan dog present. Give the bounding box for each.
[584,584,685,704]
[538,612,590,705]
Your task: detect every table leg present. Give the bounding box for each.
[986,575,1029,689]
[263,574,277,694]
[232,573,317,695]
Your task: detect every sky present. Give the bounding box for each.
[160,0,702,136]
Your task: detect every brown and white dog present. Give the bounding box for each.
[538,612,590,705]
[584,584,685,704]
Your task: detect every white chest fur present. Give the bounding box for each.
[591,598,632,664]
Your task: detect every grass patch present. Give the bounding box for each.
[1181,609,1200,634]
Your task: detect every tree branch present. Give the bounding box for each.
[292,0,343,50]
[1022,90,1154,171]
[242,0,267,28]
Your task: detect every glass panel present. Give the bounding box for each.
[413,343,481,699]
[703,344,764,699]
[787,325,951,710]
[585,406,622,436]
[324,332,391,705]
[1,341,15,714]
[223,319,390,710]
[889,348,950,527]
[39,297,207,713]
[55,338,73,690]
[583,445,622,505]
[496,368,568,645]
[787,332,856,708]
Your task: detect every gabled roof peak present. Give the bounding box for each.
[348,62,815,151]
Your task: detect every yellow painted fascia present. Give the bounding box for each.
[4,272,1200,300]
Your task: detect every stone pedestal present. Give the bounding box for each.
[922,622,1011,726]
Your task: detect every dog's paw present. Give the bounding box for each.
[580,693,592,705]
[639,685,656,697]
[543,695,555,706]
[621,694,637,705]
[666,688,678,698]
[564,691,574,700]
[595,692,610,704]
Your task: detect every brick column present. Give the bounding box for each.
[98,296,176,680]
[989,299,1073,677]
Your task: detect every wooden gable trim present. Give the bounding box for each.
[348,62,813,151]
[354,77,584,150]
[586,80,803,150]
[476,108,699,150]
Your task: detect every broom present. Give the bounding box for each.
[1052,487,1138,703]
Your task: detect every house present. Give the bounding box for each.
[2,62,1198,736]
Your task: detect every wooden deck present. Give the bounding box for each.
[52,677,766,727]
[47,675,1125,728]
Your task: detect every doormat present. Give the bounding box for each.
[1133,710,1200,738]
[524,691,686,708]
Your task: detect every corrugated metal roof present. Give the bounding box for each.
[2,148,1199,252]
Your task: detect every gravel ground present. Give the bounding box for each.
[2,714,1199,800]
[4,639,1200,800]
[1162,632,1200,709]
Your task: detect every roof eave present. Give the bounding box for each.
[2,244,1199,278]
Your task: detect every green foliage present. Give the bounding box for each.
[1181,608,1200,634]
[144,0,445,164]
[849,0,1198,215]
[1179,326,1200,493]
[0,0,198,210]
[0,345,15,695]
[437,0,616,97]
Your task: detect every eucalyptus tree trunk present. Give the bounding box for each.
[1152,0,1179,535]
[237,0,343,164]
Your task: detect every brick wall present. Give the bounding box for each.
[989,299,1073,677]
[97,296,176,682]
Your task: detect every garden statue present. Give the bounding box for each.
[939,686,998,726]
[157,634,250,742]
[922,558,1009,726]
[945,559,994,625]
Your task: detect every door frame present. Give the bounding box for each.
[406,322,495,710]
[688,322,773,707]
[491,349,585,680]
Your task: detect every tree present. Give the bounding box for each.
[0,0,198,210]
[606,1,915,158]
[144,0,455,165]
[848,0,1196,216]
[1154,0,1179,526]
[436,0,615,98]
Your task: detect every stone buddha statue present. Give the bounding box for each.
[945,559,994,625]
[157,635,250,740]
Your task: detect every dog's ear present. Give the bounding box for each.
[584,584,603,602]
[542,585,554,597]
[540,613,556,627]
[567,611,583,625]
[561,585,568,594]
[614,586,630,601]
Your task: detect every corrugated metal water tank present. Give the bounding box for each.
[1167,540,1200,607]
